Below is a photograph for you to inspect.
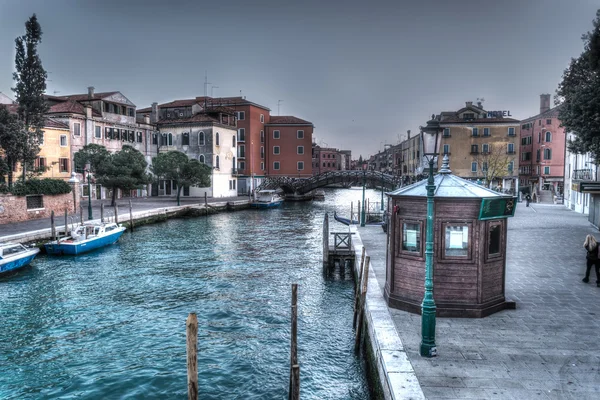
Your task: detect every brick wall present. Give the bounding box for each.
[0,191,77,224]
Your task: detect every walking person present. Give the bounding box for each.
[582,234,600,287]
[525,194,531,207]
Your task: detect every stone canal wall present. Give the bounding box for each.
[352,227,425,399]
[2,200,250,245]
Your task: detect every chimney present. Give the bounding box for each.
[540,94,551,114]
[85,105,92,118]
[88,86,95,99]
[151,102,158,123]
[407,129,411,139]
[477,101,482,108]
[144,115,150,124]
[466,101,473,107]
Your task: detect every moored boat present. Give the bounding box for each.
[44,222,126,256]
[250,190,284,208]
[0,242,40,275]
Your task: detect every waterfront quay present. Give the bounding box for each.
[359,203,600,399]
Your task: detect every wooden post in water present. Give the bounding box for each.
[354,255,370,352]
[353,247,366,328]
[357,201,361,227]
[186,313,198,400]
[204,192,208,216]
[350,202,353,223]
[114,204,119,224]
[322,213,329,268]
[288,284,299,400]
[100,203,105,223]
[129,200,134,232]
[50,210,56,241]
[64,209,68,237]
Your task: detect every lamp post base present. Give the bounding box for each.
[420,300,437,357]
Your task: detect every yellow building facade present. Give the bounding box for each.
[34,119,72,180]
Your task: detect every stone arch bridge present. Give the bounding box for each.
[255,170,401,195]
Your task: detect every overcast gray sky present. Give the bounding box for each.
[0,0,597,159]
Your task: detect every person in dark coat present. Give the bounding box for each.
[525,194,531,207]
[583,234,600,286]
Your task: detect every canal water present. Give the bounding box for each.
[0,188,384,399]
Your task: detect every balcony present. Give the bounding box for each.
[232,168,242,176]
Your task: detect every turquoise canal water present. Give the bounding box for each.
[0,188,384,399]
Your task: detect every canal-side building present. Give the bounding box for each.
[265,116,314,178]
[150,101,239,198]
[45,87,158,199]
[312,145,352,175]
[437,101,520,193]
[519,94,566,202]
[35,118,72,180]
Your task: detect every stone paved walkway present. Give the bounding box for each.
[359,204,600,400]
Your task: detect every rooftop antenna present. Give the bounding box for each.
[204,71,211,109]
[277,100,284,116]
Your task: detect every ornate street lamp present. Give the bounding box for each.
[68,171,79,213]
[84,166,93,220]
[419,114,442,358]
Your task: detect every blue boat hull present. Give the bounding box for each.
[0,251,39,275]
[250,200,283,209]
[44,228,126,256]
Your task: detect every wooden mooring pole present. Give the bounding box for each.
[353,247,366,328]
[129,200,134,231]
[64,208,68,237]
[50,210,56,241]
[354,255,370,352]
[100,203,105,222]
[322,213,329,267]
[288,283,299,400]
[186,313,198,400]
[357,201,361,226]
[204,193,208,216]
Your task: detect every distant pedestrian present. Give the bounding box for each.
[582,234,600,286]
[525,194,531,207]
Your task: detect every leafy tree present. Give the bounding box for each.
[12,14,49,181]
[556,9,600,161]
[0,105,28,187]
[151,151,212,205]
[74,144,150,206]
[474,143,514,189]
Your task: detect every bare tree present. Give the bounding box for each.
[474,142,515,188]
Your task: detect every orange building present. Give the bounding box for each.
[265,116,314,177]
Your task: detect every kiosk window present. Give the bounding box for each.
[445,225,469,257]
[402,222,421,253]
[489,224,501,255]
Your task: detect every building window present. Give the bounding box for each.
[152,133,158,145]
[297,146,304,155]
[507,143,514,154]
[483,128,490,136]
[59,158,69,173]
[544,148,552,160]
[260,130,264,143]
[508,127,515,136]
[137,131,142,143]
[238,145,245,158]
[508,161,514,173]
[536,149,540,162]
[199,131,205,145]
[482,162,488,171]
[215,132,219,146]
[482,144,489,153]
[472,128,479,137]
[471,162,477,172]
[36,157,46,170]
[232,135,236,147]
[545,131,552,142]
[60,135,67,147]
[443,144,450,154]
[444,225,469,257]
[167,133,173,146]
[443,128,450,137]
[544,166,550,175]
[538,132,541,143]
[260,146,264,159]
[260,114,264,123]
[129,108,135,117]
[470,144,478,154]
[215,155,220,169]
[182,132,190,146]
[273,146,280,155]
[546,119,552,124]
[273,130,280,139]
[73,123,81,136]
[199,154,205,163]
[237,111,245,120]
[95,126,101,139]
[401,221,421,253]
[273,161,280,170]
[298,161,304,170]
[238,128,245,142]
[26,195,44,210]
[238,161,245,171]
[297,130,304,139]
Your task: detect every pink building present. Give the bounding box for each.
[519,94,566,199]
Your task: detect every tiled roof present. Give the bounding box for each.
[44,118,69,129]
[520,104,563,122]
[267,116,313,125]
[60,91,119,102]
[197,96,271,111]
[47,100,102,117]
[440,116,520,124]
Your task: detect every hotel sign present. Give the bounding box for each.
[487,111,512,118]
[478,197,517,220]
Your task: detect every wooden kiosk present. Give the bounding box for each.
[384,157,516,318]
